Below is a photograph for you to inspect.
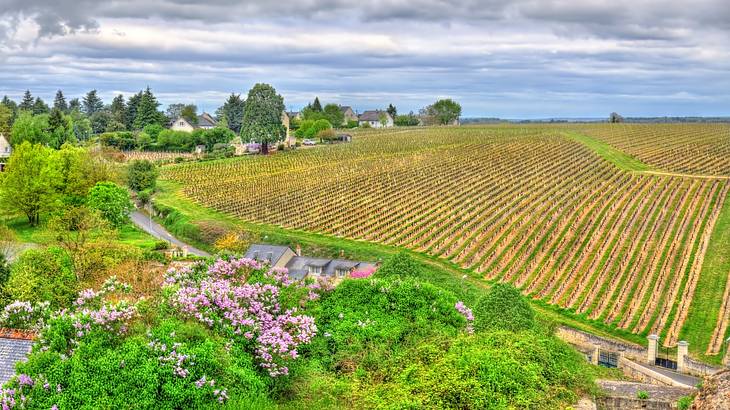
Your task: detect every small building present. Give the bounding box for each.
[244,244,376,280]
[0,329,34,385]
[339,106,358,125]
[286,111,301,121]
[336,134,353,143]
[170,112,218,132]
[358,110,394,128]
[0,134,12,172]
[194,145,206,154]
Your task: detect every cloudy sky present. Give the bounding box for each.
[0,0,728,118]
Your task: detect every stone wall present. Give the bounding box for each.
[556,326,645,362]
[596,397,674,410]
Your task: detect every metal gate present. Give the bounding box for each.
[598,351,619,368]
[655,357,677,370]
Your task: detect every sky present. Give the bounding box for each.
[0,0,728,118]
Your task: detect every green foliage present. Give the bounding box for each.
[395,113,421,126]
[143,123,163,140]
[13,319,269,410]
[10,111,49,146]
[677,395,693,410]
[240,83,286,154]
[636,390,649,400]
[6,246,76,307]
[345,119,359,129]
[87,181,133,227]
[0,142,59,225]
[374,251,423,279]
[473,283,535,333]
[322,104,344,127]
[181,104,198,124]
[82,89,104,116]
[0,104,12,136]
[215,93,245,134]
[423,99,462,125]
[133,87,166,130]
[127,160,159,192]
[359,331,594,409]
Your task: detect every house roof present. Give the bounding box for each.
[0,331,34,385]
[244,244,293,266]
[359,110,390,122]
[197,113,217,128]
[339,106,354,113]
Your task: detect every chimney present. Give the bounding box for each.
[295,244,301,256]
[340,249,345,258]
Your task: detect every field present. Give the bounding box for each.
[160,124,730,360]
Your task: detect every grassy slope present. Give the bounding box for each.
[154,179,647,346]
[3,214,159,251]
[679,186,730,362]
[563,131,655,172]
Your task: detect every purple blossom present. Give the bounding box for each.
[455,301,475,334]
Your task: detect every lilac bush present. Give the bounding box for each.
[168,259,322,376]
[0,301,51,331]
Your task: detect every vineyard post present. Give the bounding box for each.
[647,334,659,365]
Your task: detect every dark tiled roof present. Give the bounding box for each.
[244,244,293,266]
[359,110,387,122]
[339,106,353,113]
[197,113,217,128]
[0,337,33,384]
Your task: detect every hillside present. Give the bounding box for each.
[160,124,730,362]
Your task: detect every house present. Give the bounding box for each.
[244,244,377,280]
[339,106,358,125]
[0,329,34,385]
[170,112,217,132]
[336,134,353,142]
[0,134,11,172]
[358,110,394,128]
[194,145,206,154]
[286,111,301,121]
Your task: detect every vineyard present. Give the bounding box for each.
[573,123,730,176]
[160,125,730,357]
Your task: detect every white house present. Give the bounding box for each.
[0,134,12,172]
[170,112,217,132]
[358,110,394,128]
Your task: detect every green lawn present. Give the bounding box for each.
[565,131,655,172]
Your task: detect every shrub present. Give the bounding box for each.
[5,247,77,308]
[374,252,423,279]
[127,160,158,192]
[637,390,649,400]
[87,181,134,227]
[473,283,535,333]
[153,240,169,250]
[677,395,693,410]
[317,128,336,142]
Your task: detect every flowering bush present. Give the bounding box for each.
[455,301,474,334]
[0,301,51,331]
[169,260,320,377]
[350,266,376,279]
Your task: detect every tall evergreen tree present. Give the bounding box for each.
[53,90,68,113]
[33,97,50,116]
[311,97,322,112]
[110,94,126,126]
[19,90,34,112]
[68,98,81,112]
[1,96,18,125]
[124,91,142,131]
[215,93,245,134]
[132,87,164,130]
[387,104,397,119]
[82,89,104,116]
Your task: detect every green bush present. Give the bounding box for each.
[373,252,423,279]
[87,181,134,227]
[637,390,649,400]
[677,395,693,410]
[473,283,535,333]
[127,160,159,192]
[6,246,77,308]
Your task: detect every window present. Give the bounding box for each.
[179,121,185,126]
[266,252,274,262]
[307,265,322,276]
[336,268,348,277]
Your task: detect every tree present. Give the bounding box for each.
[311,97,322,112]
[133,87,165,130]
[90,110,112,134]
[0,104,12,136]
[82,89,104,116]
[52,144,114,203]
[53,90,68,113]
[127,160,158,192]
[47,108,74,149]
[6,246,76,307]
[166,103,185,121]
[19,90,34,112]
[379,112,389,128]
[181,104,198,124]
[0,142,59,225]
[240,83,286,155]
[110,94,126,126]
[323,104,344,127]
[387,104,397,119]
[215,94,245,134]
[48,206,109,277]
[423,99,461,125]
[124,91,142,130]
[68,98,81,113]
[609,112,624,123]
[10,111,50,146]
[87,181,133,227]
[200,127,235,151]
[473,283,535,333]
[32,97,50,116]
[394,112,420,126]
[1,96,18,125]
